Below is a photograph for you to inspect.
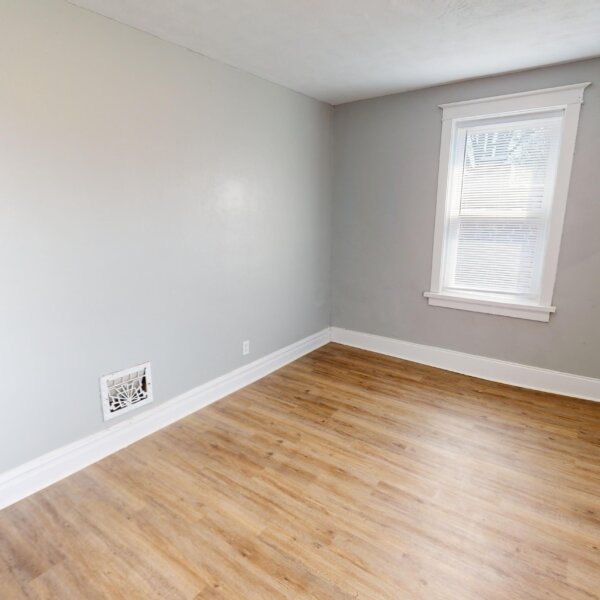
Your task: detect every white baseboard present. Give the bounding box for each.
[331,327,600,403]
[0,328,331,510]
[4,325,596,510]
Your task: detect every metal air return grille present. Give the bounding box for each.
[100,362,153,421]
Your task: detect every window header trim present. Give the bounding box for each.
[439,82,590,121]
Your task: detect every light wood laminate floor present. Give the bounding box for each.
[1,343,599,599]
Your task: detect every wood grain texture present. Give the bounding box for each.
[1,343,599,599]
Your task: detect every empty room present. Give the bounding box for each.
[1,0,600,598]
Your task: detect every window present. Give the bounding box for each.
[425,83,589,321]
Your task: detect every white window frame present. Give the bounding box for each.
[425,83,589,322]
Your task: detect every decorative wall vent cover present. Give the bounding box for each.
[100,362,153,421]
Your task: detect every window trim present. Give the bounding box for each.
[426,83,590,322]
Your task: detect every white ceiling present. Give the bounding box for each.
[68,0,600,105]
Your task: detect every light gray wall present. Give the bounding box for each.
[332,58,600,378]
[0,0,332,472]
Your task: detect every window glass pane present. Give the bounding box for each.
[443,112,563,298]
[453,217,542,295]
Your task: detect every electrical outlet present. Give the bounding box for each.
[242,340,250,356]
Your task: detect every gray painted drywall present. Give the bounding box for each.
[332,58,600,379]
[0,0,332,472]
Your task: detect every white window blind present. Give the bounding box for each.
[442,111,563,301]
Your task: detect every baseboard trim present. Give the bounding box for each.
[331,327,600,403]
[0,328,331,510]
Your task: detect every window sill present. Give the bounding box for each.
[424,291,555,322]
